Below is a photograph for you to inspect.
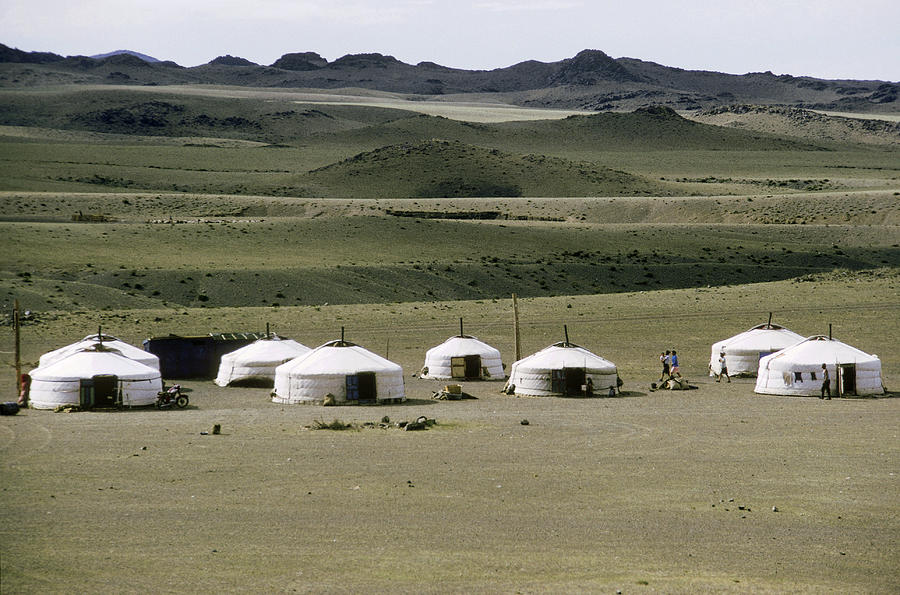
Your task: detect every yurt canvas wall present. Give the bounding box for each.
[215,337,311,387]
[40,333,160,370]
[710,323,804,377]
[420,335,504,381]
[755,335,884,397]
[505,342,618,397]
[272,340,405,405]
[29,347,163,409]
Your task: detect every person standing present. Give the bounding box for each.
[820,364,831,399]
[670,350,680,377]
[17,373,30,407]
[716,352,730,383]
[659,351,669,381]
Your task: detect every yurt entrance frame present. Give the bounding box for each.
[346,372,377,403]
[838,364,857,396]
[79,374,120,408]
[551,368,586,396]
[450,355,482,380]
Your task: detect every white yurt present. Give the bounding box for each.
[215,336,311,387]
[755,335,884,397]
[39,332,160,370]
[504,340,618,397]
[272,339,405,405]
[420,325,504,380]
[709,320,804,377]
[29,345,163,409]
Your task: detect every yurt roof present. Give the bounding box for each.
[30,346,161,381]
[425,335,501,358]
[278,340,401,375]
[759,335,879,367]
[715,324,805,352]
[515,341,616,371]
[222,336,310,364]
[40,333,159,368]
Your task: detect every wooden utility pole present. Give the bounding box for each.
[14,299,21,390]
[512,294,521,362]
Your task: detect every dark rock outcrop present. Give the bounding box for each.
[271,52,327,71]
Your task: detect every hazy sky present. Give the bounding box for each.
[3,0,898,81]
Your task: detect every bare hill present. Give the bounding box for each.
[688,105,900,146]
[298,140,669,198]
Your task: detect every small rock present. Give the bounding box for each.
[140,446,147,450]
[520,419,530,425]
[772,506,779,512]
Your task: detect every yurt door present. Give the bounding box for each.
[552,368,586,396]
[450,357,466,379]
[464,355,482,379]
[838,364,857,396]
[564,368,586,396]
[346,372,377,403]
[92,374,119,407]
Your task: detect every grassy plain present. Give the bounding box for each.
[1,86,899,592]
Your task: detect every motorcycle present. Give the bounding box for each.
[156,384,189,409]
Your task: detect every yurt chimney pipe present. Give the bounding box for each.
[459,317,464,337]
[266,322,270,339]
[829,323,832,340]
[564,324,570,345]
[98,326,103,346]
[767,312,773,328]
[341,326,345,343]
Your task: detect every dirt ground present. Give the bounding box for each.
[2,265,898,594]
[2,347,898,592]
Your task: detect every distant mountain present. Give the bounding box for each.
[207,55,258,67]
[90,50,160,62]
[0,43,896,113]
